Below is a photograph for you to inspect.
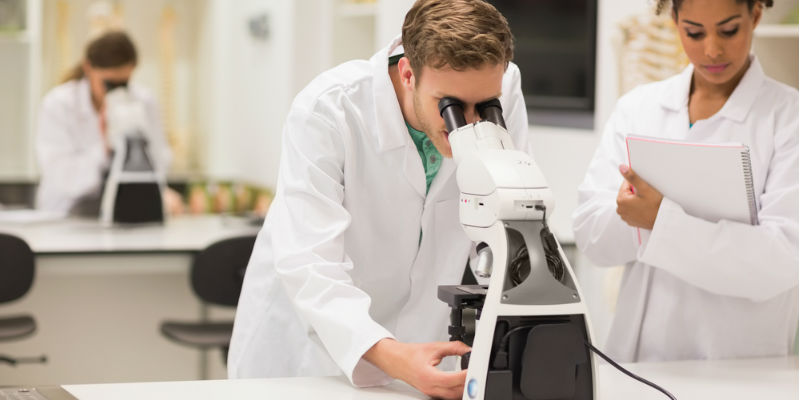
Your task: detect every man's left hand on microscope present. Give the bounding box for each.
[364,338,471,399]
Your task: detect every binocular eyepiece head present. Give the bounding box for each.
[104,80,129,93]
[438,97,506,133]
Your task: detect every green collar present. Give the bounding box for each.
[388,53,403,66]
[405,121,442,194]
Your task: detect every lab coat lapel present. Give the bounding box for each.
[371,37,408,153]
[371,36,426,199]
[427,158,456,201]
[661,55,763,123]
[402,143,426,199]
[717,55,764,123]
[660,64,693,113]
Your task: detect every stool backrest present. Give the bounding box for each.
[0,233,34,303]
[191,235,257,307]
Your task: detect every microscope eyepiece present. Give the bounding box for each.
[476,99,506,129]
[104,80,129,93]
[439,97,507,132]
[438,97,467,133]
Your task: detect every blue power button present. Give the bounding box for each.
[467,378,478,399]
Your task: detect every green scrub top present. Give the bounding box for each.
[406,122,442,194]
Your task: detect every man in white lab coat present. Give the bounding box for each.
[228,1,530,398]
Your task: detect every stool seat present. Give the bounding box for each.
[0,315,36,342]
[160,321,234,348]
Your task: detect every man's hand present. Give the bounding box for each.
[364,338,470,399]
[616,165,663,230]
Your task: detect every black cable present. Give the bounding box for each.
[498,325,534,351]
[585,341,677,400]
[490,321,676,399]
[502,204,673,398]
[492,325,535,369]
[508,246,530,286]
[535,204,566,282]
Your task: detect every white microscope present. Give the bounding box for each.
[437,98,596,400]
[99,82,166,225]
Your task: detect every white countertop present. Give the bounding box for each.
[596,355,798,399]
[0,215,262,254]
[62,356,798,400]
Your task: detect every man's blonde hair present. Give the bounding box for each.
[402,0,513,76]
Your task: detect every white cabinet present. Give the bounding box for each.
[332,1,377,66]
[752,3,798,87]
[754,23,799,88]
[294,0,412,85]
[0,0,40,180]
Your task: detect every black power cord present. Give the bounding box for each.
[508,204,567,286]
[585,341,678,400]
[493,204,677,399]
[490,325,677,399]
[535,204,566,282]
[507,246,530,286]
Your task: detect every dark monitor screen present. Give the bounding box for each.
[489,0,597,111]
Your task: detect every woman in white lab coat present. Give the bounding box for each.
[573,0,797,362]
[36,31,176,216]
[228,1,528,398]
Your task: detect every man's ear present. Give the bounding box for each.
[397,57,416,90]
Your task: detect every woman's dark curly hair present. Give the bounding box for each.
[656,0,774,15]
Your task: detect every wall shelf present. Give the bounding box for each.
[755,24,799,38]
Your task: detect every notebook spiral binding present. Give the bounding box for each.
[741,147,759,225]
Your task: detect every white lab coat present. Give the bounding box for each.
[573,56,798,362]
[228,37,530,386]
[35,78,171,215]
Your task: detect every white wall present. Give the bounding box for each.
[529,0,649,244]
[198,0,415,189]
[0,40,33,179]
[375,0,415,48]
[0,0,40,181]
[532,0,651,348]
[198,0,295,189]
[291,0,333,94]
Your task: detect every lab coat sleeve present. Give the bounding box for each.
[572,101,639,267]
[639,103,799,302]
[269,105,395,387]
[502,63,532,155]
[35,97,107,213]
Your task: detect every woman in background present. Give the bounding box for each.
[36,31,180,216]
[573,0,797,362]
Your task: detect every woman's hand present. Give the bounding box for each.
[616,165,663,230]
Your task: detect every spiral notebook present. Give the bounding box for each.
[625,135,758,227]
